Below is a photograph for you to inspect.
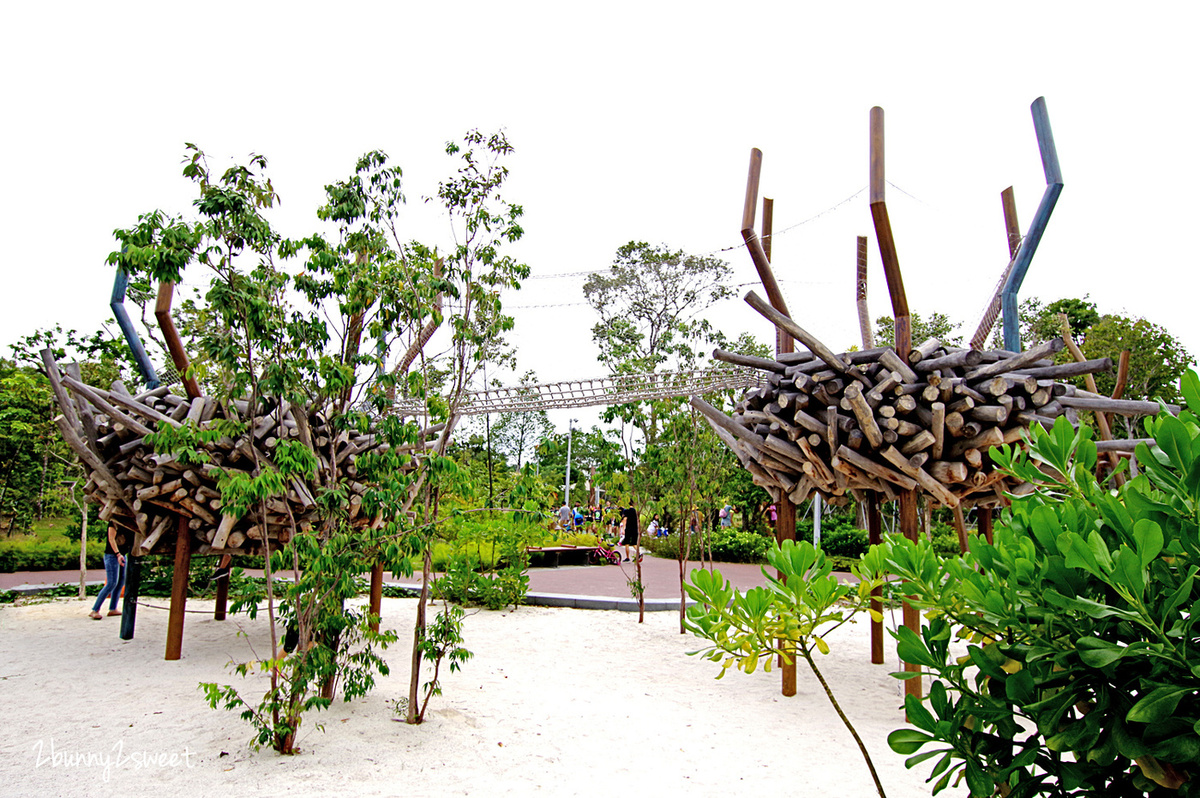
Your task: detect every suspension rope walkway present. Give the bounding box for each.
[392,365,769,417]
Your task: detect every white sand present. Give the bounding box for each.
[0,597,961,797]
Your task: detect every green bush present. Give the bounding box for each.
[644,531,695,559]
[0,537,104,572]
[432,554,528,610]
[558,531,601,547]
[881,399,1200,796]
[709,527,772,563]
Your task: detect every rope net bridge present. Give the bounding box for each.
[391,365,770,417]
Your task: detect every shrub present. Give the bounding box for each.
[432,554,527,610]
[880,397,1200,796]
[0,537,104,572]
[708,527,772,563]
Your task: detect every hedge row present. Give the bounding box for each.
[0,538,104,572]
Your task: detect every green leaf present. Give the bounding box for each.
[1133,519,1165,569]
[1076,638,1127,669]
[888,727,934,755]
[964,759,994,797]
[904,694,936,732]
[1155,413,1193,472]
[894,625,939,669]
[1127,685,1193,724]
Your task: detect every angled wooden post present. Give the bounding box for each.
[1002,186,1022,258]
[869,105,920,699]
[165,515,191,660]
[740,149,793,350]
[1002,97,1064,351]
[856,236,873,349]
[155,282,202,399]
[970,187,1022,349]
[869,107,910,357]
[751,178,798,697]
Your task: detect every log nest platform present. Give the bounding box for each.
[695,334,1115,510]
[41,351,416,557]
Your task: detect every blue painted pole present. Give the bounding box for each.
[1001,97,1064,351]
[110,270,161,388]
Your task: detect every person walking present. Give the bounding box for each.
[88,524,126,619]
[619,506,640,562]
[719,503,734,528]
[558,501,573,532]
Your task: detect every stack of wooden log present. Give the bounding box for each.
[41,350,432,557]
[694,328,1117,509]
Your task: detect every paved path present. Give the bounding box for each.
[1,556,769,596]
[1,556,853,611]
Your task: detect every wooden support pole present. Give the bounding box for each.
[978,507,994,545]
[777,496,797,696]
[868,492,883,665]
[951,505,970,555]
[165,516,191,661]
[899,490,922,699]
[214,570,229,621]
[369,562,384,633]
[119,557,142,640]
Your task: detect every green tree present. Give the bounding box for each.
[875,311,963,349]
[0,360,60,530]
[583,242,732,447]
[1080,314,1192,403]
[489,371,553,469]
[107,130,528,748]
[534,425,625,507]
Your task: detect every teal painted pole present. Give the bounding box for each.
[1001,97,1064,351]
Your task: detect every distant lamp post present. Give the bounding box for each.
[563,418,578,505]
[62,478,86,599]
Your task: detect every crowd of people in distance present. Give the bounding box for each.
[556,501,653,562]
[552,497,783,566]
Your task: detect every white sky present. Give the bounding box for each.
[3,2,1197,436]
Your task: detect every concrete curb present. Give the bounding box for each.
[4,580,105,596]
[384,584,694,612]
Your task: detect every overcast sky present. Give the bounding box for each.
[3,2,1196,435]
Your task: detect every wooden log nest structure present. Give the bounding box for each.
[39,348,436,558]
[693,292,1125,511]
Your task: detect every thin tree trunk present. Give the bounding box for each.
[800,645,888,798]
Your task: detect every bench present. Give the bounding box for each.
[525,545,599,568]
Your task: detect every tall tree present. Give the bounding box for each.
[875,311,962,349]
[583,241,732,447]
[1080,314,1192,403]
[489,371,553,469]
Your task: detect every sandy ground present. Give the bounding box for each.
[0,596,960,798]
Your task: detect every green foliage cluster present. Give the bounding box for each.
[432,557,528,610]
[876,312,963,348]
[878,379,1200,797]
[684,540,890,797]
[428,513,538,610]
[796,514,869,559]
[101,130,529,748]
[0,537,103,571]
